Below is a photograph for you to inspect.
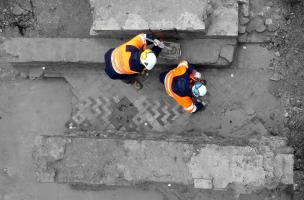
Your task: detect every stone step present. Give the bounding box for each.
[33,135,293,195]
[90,0,238,39]
[1,37,237,67]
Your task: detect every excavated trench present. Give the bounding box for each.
[0,0,299,199]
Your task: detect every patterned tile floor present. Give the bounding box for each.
[67,69,187,132]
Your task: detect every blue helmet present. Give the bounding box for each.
[192,82,207,97]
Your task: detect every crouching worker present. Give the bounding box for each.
[159,60,207,113]
[104,33,163,90]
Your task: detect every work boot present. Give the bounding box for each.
[131,79,143,90]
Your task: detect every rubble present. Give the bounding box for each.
[265,18,273,25]
[239,17,250,25]
[256,24,266,32]
[246,16,266,33]
[240,4,250,17]
[275,51,281,57]
[11,4,28,15]
[238,33,248,43]
[238,25,246,34]
[237,0,249,4]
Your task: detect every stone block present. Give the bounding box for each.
[238,33,248,43]
[32,136,72,182]
[194,179,213,189]
[206,0,239,37]
[219,45,236,64]
[274,154,294,185]
[239,17,250,25]
[1,38,120,63]
[240,4,250,17]
[238,25,246,34]
[33,136,293,194]
[29,67,44,80]
[247,16,265,33]
[90,0,239,38]
[180,38,237,66]
[90,0,207,36]
[1,38,237,68]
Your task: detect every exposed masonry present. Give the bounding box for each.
[90,0,239,38]
[33,136,293,195]
[90,0,208,32]
[1,38,237,67]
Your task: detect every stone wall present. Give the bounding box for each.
[33,136,293,194]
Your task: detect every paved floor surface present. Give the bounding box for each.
[63,45,283,144]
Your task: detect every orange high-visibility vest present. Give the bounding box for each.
[164,61,197,113]
[111,33,147,75]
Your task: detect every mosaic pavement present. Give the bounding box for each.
[66,69,188,132]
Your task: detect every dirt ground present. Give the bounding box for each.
[268,1,304,198]
[0,0,92,37]
[0,0,303,199]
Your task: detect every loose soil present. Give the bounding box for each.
[265,1,304,199]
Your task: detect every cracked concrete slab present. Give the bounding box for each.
[33,136,293,195]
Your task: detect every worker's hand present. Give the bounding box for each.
[201,100,208,107]
[153,39,165,48]
[201,79,207,85]
[194,72,202,80]
[194,102,204,113]
[141,69,148,76]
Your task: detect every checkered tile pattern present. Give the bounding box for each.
[71,95,184,132]
[68,71,187,132]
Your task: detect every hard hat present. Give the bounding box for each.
[140,49,157,70]
[192,82,207,97]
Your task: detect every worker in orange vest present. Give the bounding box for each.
[104,33,164,89]
[159,60,207,113]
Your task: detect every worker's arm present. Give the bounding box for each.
[194,102,205,113]
[188,63,205,82]
[146,34,162,56]
[185,103,197,113]
[126,33,162,56]
[146,34,157,45]
[187,63,195,74]
[126,45,145,73]
[125,45,138,53]
[176,96,198,113]
[126,33,147,49]
[151,46,162,57]
[177,61,195,74]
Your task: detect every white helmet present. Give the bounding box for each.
[140,49,157,70]
[192,82,207,97]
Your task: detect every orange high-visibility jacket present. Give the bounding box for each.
[111,33,147,75]
[164,61,197,113]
